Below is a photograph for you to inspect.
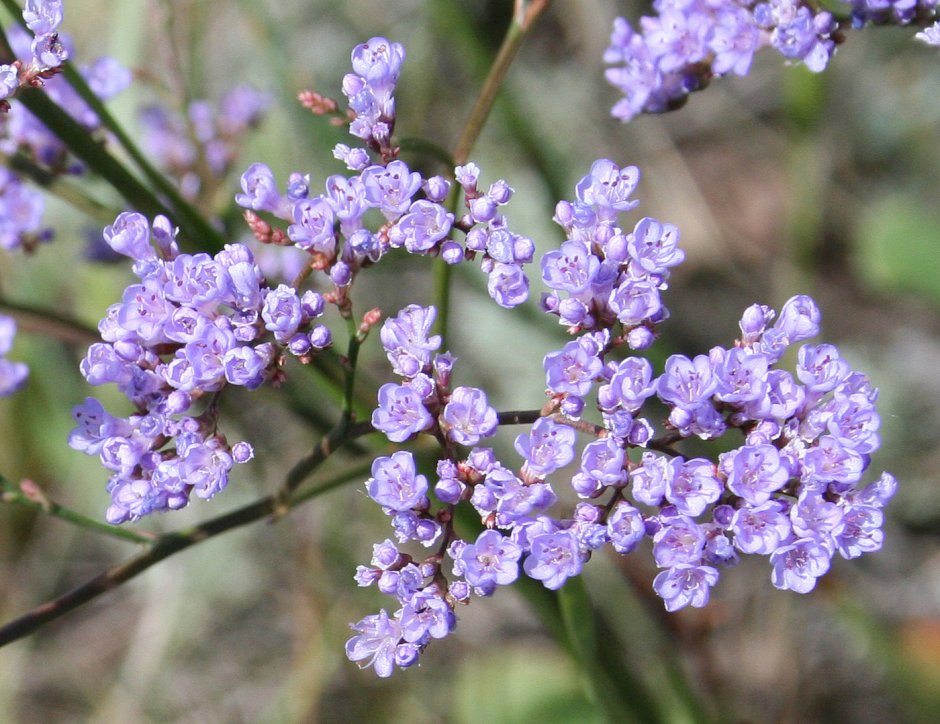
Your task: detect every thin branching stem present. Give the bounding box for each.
[1,476,156,545]
[0,421,378,648]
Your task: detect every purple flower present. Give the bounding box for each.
[541,240,600,294]
[350,37,405,92]
[653,564,719,612]
[441,386,498,446]
[288,197,336,254]
[117,279,174,345]
[665,458,722,516]
[372,382,433,443]
[797,344,850,393]
[103,212,156,262]
[482,466,557,525]
[731,500,792,555]
[627,216,684,275]
[607,501,646,554]
[389,200,453,253]
[722,444,789,505]
[23,0,63,36]
[760,369,805,421]
[710,8,760,76]
[380,305,441,378]
[165,253,230,313]
[235,163,286,215]
[543,339,603,397]
[180,439,234,500]
[366,451,429,512]
[790,491,844,540]
[261,284,303,342]
[345,609,404,678]
[578,437,627,488]
[399,591,456,643]
[575,159,640,215]
[835,505,884,559]
[653,515,706,567]
[222,345,271,389]
[818,394,880,455]
[714,347,769,404]
[68,397,128,455]
[801,436,865,489]
[324,174,367,225]
[855,472,898,509]
[773,294,821,345]
[361,161,422,220]
[599,356,657,413]
[657,354,717,411]
[0,65,19,101]
[630,451,680,507]
[453,529,522,595]
[608,278,662,325]
[514,417,577,478]
[487,263,530,308]
[770,537,832,593]
[523,529,585,590]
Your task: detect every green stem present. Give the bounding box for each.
[279,311,374,499]
[433,0,550,344]
[1,475,155,545]
[451,0,550,166]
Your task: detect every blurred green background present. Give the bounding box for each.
[2,1,940,721]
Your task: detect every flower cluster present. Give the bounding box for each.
[346,160,896,676]
[68,212,333,524]
[139,84,271,201]
[0,314,28,396]
[541,159,683,340]
[236,37,534,308]
[0,0,67,105]
[604,0,939,121]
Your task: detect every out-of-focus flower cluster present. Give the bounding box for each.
[604,0,940,121]
[139,84,271,202]
[68,212,333,524]
[1,7,130,251]
[346,159,897,677]
[236,37,534,309]
[0,314,28,396]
